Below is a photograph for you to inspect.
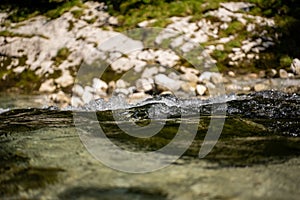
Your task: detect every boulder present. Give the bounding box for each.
[136,78,154,92]
[39,79,56,93]
[154,74,182,92]
[279,69,288,79]
[291,58,300,75]
[196,84,207,96]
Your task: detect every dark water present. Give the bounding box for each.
[1,90,300,199]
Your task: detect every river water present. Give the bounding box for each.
[0,90,300,199]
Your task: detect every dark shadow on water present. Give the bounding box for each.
[58,186,167,200]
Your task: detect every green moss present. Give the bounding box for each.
[0,30,32,38]
[0,166,64,196]
[280,55,293,68]
[71,9,83,19]
[84,17,97,24]
[53,47,71,66]
[2,0,83,22]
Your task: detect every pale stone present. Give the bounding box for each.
[228,71,235,77]
[116,79,129,88]
[254,83,268,92]
[180,72,198,83]
[136,78,153,92]
[181,82,196,94]
[71,96,83,107]
[216,44,224,51]
[291,58,300,75]
[154,74,182,92]
[266,69,277,78]
[111,57,134,72]
[168,72,180,80]
[220,2,254,12]
[82,90,93,104]
[72,84,84,96]
[39,79,56,93]
[279,69,288,79]
[142,67,159,78]
[196,84,207,96]
[55,71,74,88]
[92,78,107,90]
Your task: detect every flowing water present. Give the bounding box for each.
[0,91,300,199]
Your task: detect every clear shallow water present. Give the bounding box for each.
[0,90,300,199]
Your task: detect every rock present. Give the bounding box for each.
[142,67,159,78]
[247,73,258,79]
[136,78,154,92]
[71,96,83,107]
[133,60,147,73]
[114,88,130,96]
[55,71,74,88]
[72,84,84,96]
[254,83,268,92]
[154,74,182,92]
[128,92,151,104]
[199,72,223,84]
[82,90,93,104]
[198,71,212,83]
[241,42,257,53]
[115,79,129,89]
[266,69,277,78]
[180,72,198,83]
[107,81,116,95]
[228,71,235,77]
[258,70,266,78]
[279,69,288,79]
[180,42,197,53]
[220,2,254,12]
[111,57,134,72]
[288,73,294,78]
[196,84,207,95]
[137,50,156,61]
[181,82,196,94]
[291,58,300,75]
[108,16,118,25]
[39,79,56,93]
[168,72,180,80]
[210,73,223,84]
[84,86,94,93]
[92,78,108,91]
[155,49,180,67]
[216,44,224,51]
[50,91,70,105]
[179,66,200,75]
[247,23,256,32]
[217,35,235,43]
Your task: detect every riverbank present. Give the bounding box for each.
[1,1,300,107]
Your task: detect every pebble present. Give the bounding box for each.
[154,74,182,92]
[142,67,159,78]
[291,58,300,75]
[39,79,56,93]
[180,72,199,83]
[228,71,235,77]
[254,83,268,92]
[196,84,207,95]
[279,69,288,79]
[111,57,134,72]
[181,82,196,94]
[136,78,153,92]
[92,78,108,91]
[266,69,277,78]
[72,84,84,96]
[116,79,129,89]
